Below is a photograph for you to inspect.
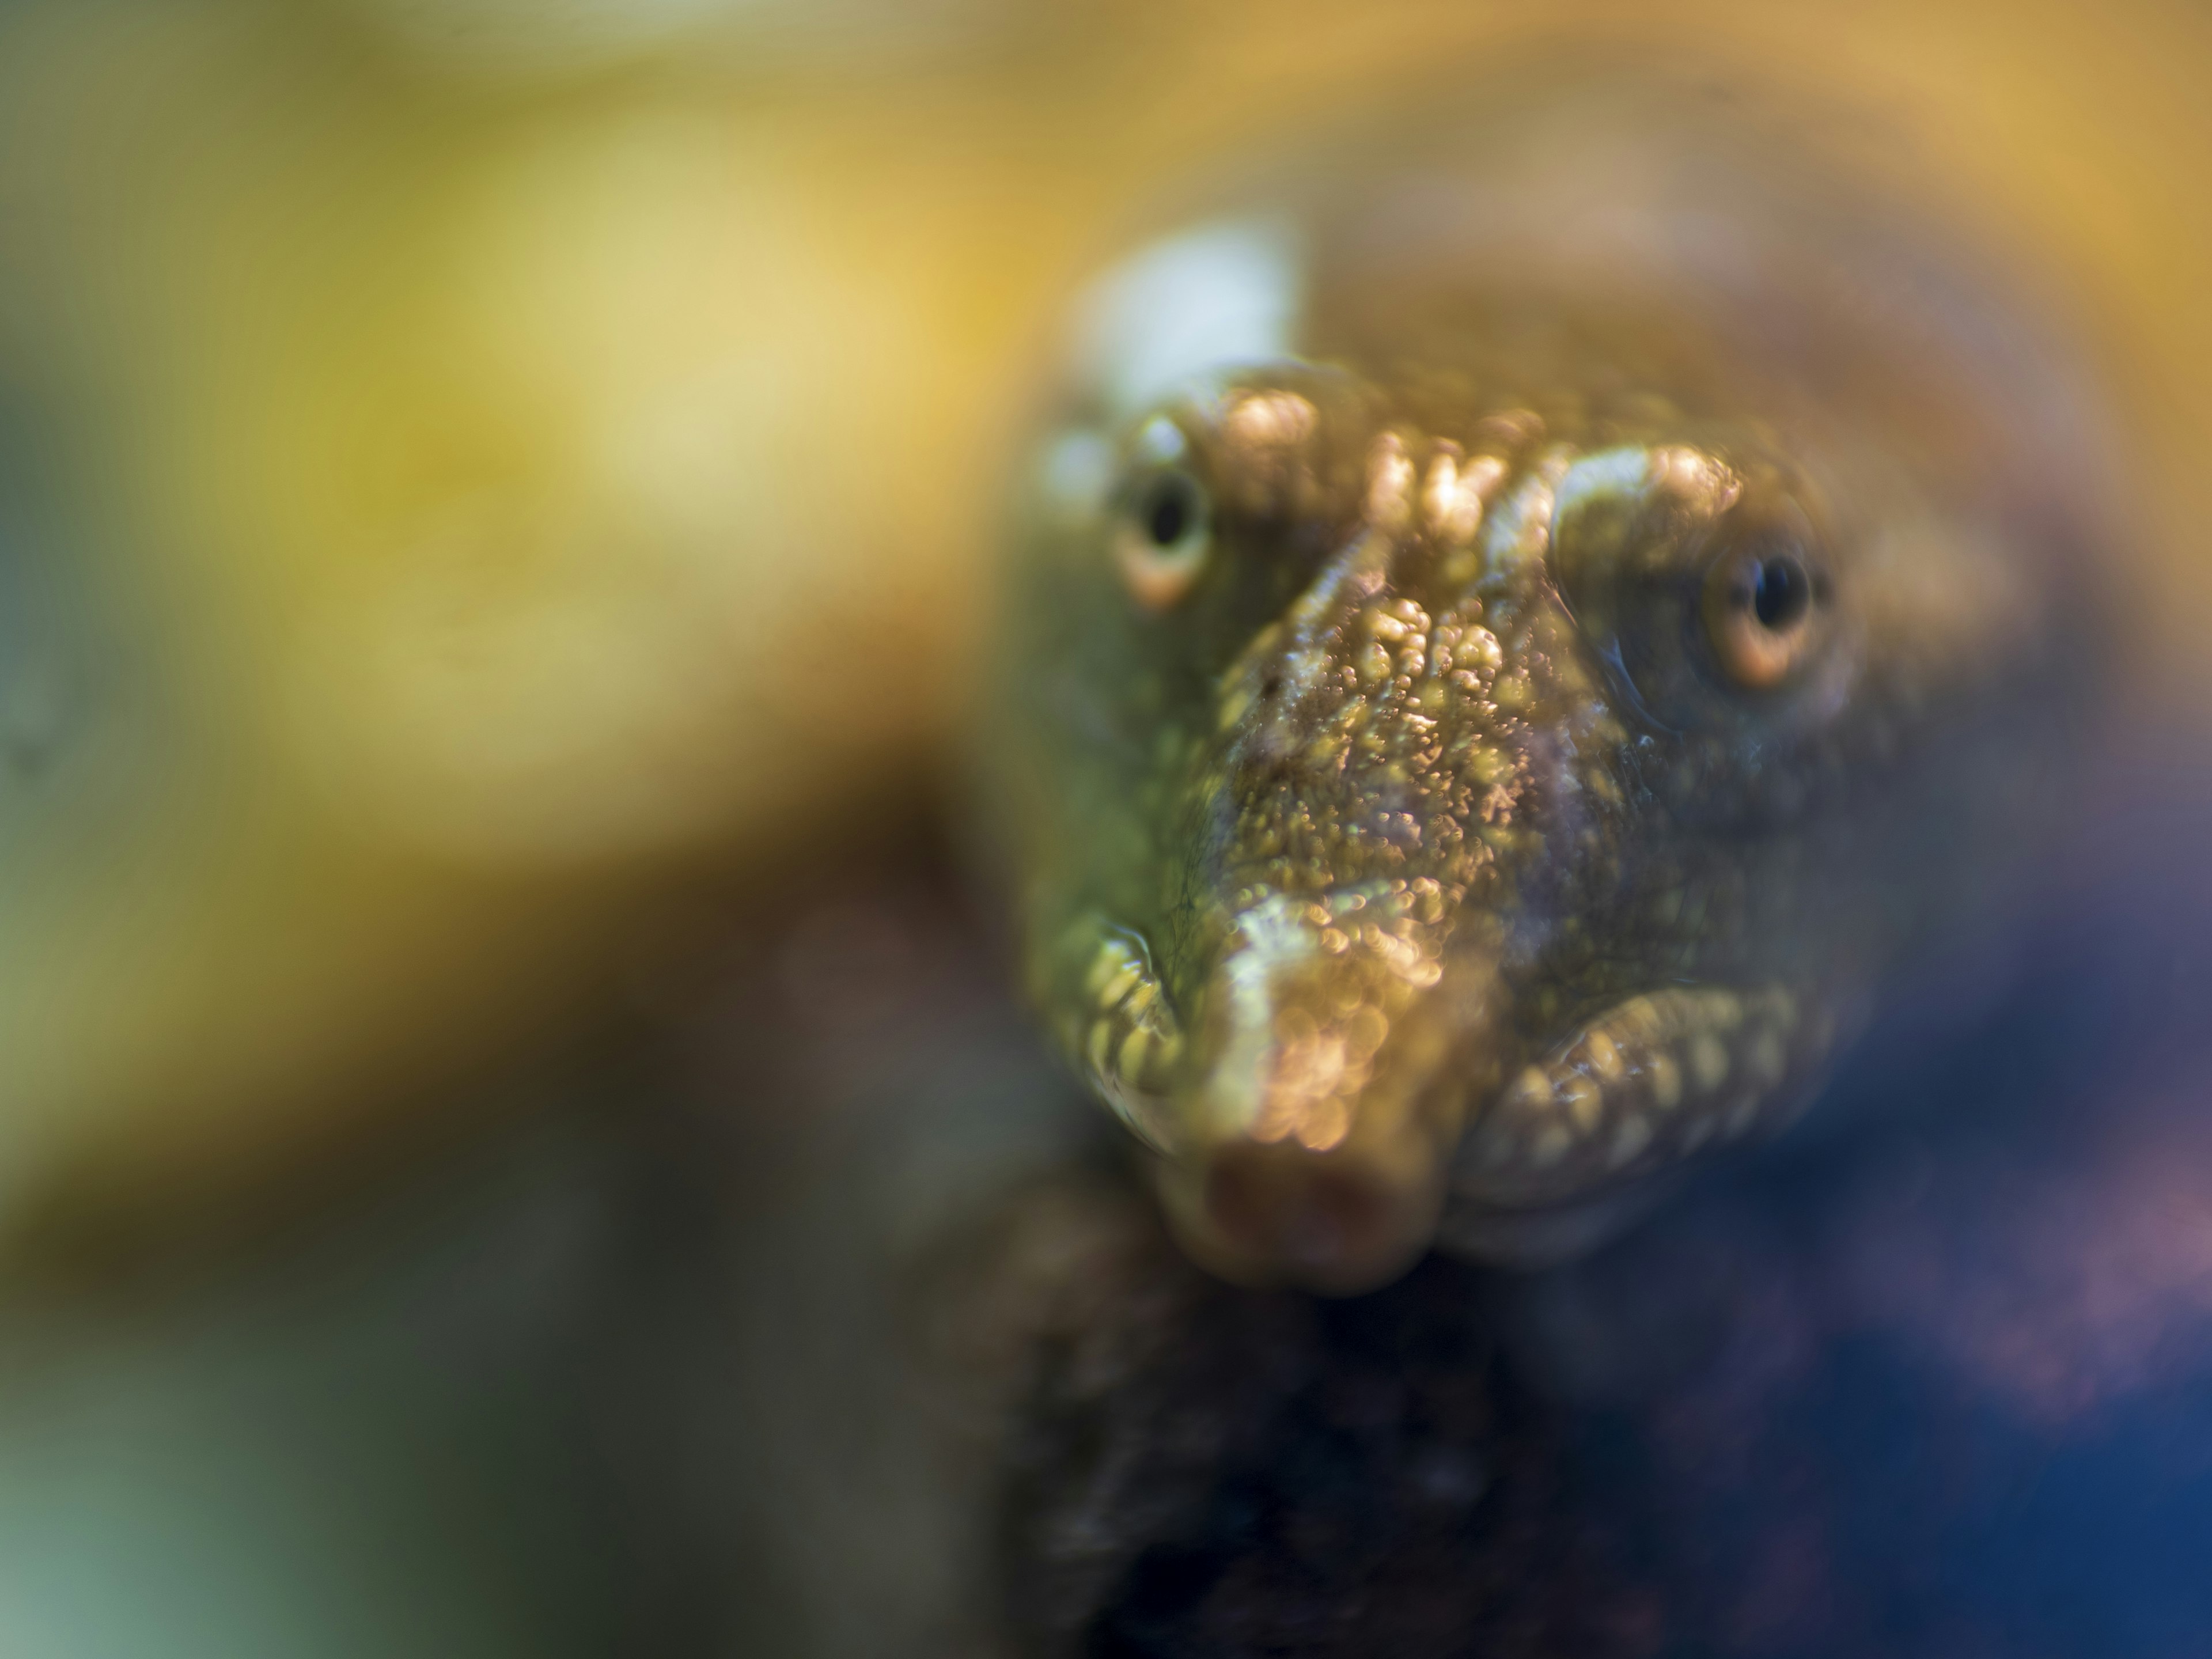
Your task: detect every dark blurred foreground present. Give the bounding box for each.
[10,734,2206,1657]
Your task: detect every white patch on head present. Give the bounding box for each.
[1071,217,1305,419]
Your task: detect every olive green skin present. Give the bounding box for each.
[980,92,2107,1291]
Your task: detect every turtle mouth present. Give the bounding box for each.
[1172,1137,1435,1293]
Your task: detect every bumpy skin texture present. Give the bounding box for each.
[982,90,2106,1291]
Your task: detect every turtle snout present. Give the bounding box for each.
[1151,895,1503,1292]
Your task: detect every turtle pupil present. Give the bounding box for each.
[1146,478,1193,547]
[1751,555,1810,629]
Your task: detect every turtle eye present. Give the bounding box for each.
[1703,541,1823,690]
[1114,465,1212,610]
[1111,416,1213,611]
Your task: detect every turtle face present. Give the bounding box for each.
[1004,362,1993,1291]
[980,88,2102,1294]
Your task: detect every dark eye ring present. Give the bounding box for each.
[1114,467,1213,611]
[1703,545,1823,690]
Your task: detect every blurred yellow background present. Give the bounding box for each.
[0,0,2205,1252]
